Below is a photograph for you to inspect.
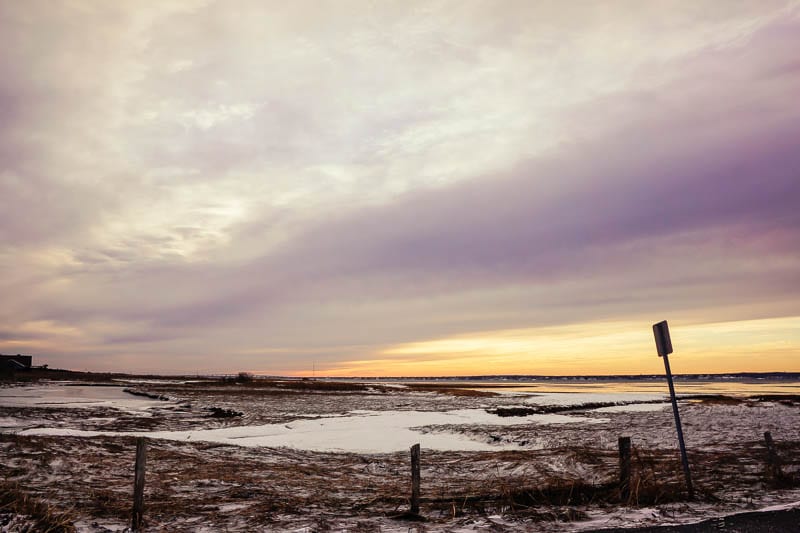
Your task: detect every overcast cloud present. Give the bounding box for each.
[1,1,799,374]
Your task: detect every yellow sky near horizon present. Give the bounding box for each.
[291,316,800,377]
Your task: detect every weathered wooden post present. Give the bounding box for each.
[653,320,694,500]
[619,436,631,501]
[410,443,421,515]
[764,431,783,482]
[132,437,147,530]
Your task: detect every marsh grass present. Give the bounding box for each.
[404,384,498,397]
[0,481,76,532]
[3,386,800,531]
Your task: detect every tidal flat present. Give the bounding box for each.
[1,377,799,532]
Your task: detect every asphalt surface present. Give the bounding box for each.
[593,508,799,532]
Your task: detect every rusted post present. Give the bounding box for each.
[764,431,783,482]
[132,437,147,530]
[410,443,421,515]
[619,436,631,501]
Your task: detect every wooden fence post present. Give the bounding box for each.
[764,431,783,482]
[619,436,631,502]
[410,443,421,515]
[132,437,147,530]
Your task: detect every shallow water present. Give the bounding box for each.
[438,379,800,395]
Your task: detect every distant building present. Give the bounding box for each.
[0,354,33,371]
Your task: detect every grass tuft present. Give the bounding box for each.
[0,481,76,532]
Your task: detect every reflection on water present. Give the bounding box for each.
[431,380,800,395]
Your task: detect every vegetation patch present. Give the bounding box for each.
[207,407,244,418]
[488,400,667,417]
[405,384,498,397]
[0,481,76,532]
[123,388,171,401]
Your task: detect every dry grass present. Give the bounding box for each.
[488,401,667,417]
[404,384,498,397]
[0,481,76,532]
[154,378,379,394]
[626,448,697,505]
[4,381,800,531]
[266,379,375,392]
[209,378,375,392]
[752,394,800,406]
[689,395,744,405]
[3,432,800,531]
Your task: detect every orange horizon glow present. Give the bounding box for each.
[275,315,800,378]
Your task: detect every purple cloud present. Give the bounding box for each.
[1,3,799,372]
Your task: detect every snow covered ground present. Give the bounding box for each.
[15,408,607,453]
[0,383,167,411]
[1,379,799,531]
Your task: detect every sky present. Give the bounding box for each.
[1,1,799,376]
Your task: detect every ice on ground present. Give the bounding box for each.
[593,403,668,413]
[756,499,800,512]
[17,408,606,453]
[73,519,128,532]
[216,503,252,512]
[472,380,800,396]
[523,392,667,406]
[0,384,169,412]
[0,416,33,429]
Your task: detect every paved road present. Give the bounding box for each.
[593,508,799,532]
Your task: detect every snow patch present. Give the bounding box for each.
[17,409,604,453]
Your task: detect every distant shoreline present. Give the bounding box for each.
[4,366,800,383]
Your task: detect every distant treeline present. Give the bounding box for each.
[340,372,800,382]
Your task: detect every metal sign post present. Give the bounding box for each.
[652,320,694,500]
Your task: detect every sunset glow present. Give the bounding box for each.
[302,316,800,377]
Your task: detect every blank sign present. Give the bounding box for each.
[653,320,673,357]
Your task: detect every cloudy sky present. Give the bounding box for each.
[1,1,799,376]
